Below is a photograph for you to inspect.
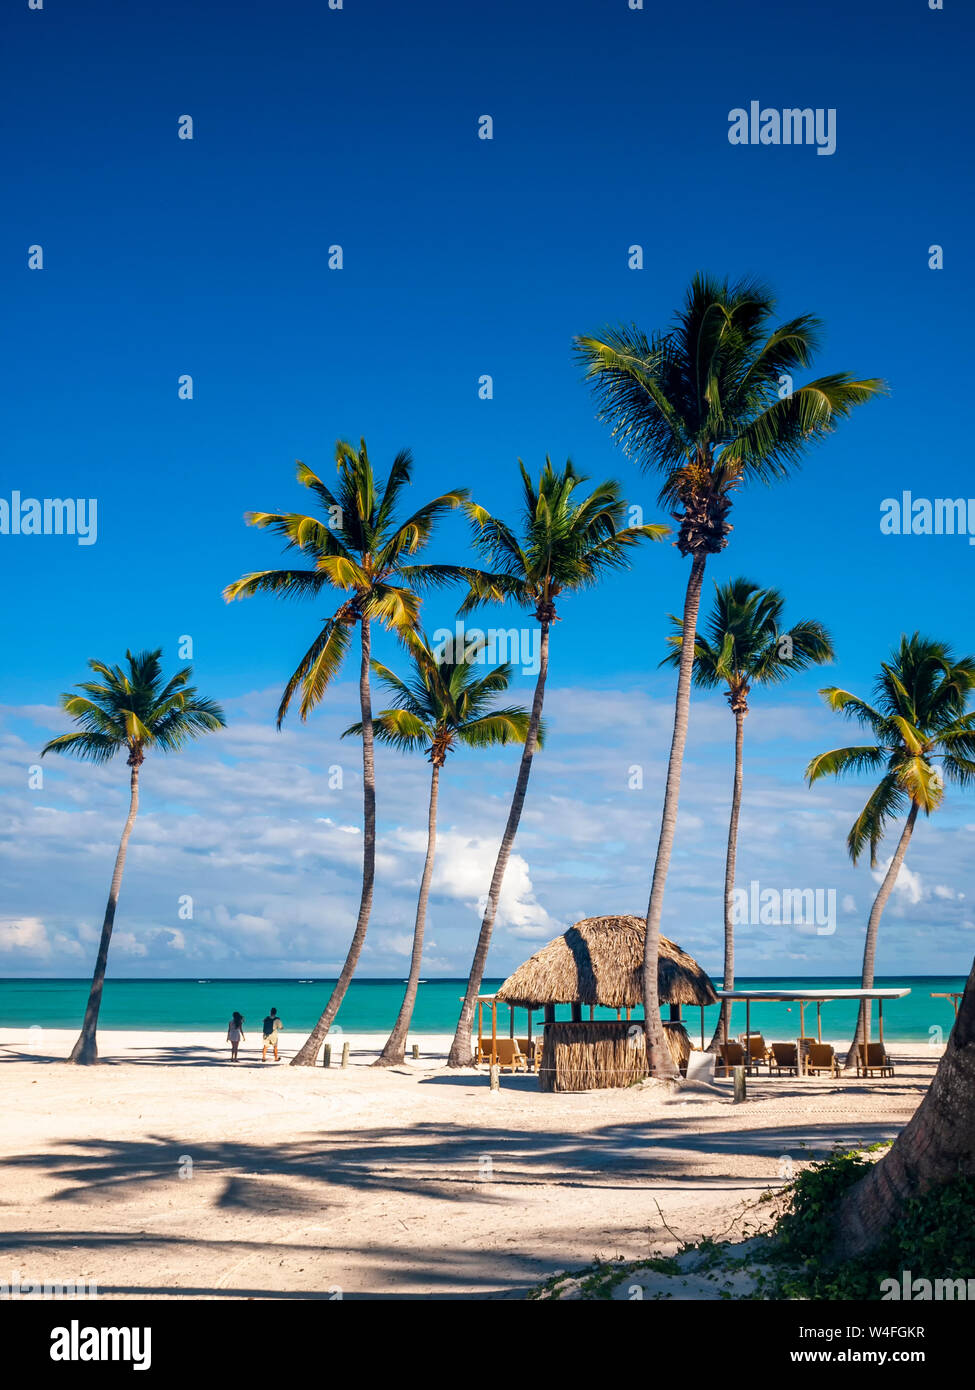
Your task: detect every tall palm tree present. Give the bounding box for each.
[806,633,975,1067]
[664,578,834,1048]
[41,650,226,1064]
[833,951,975,1259]
[224,439,468,1066]
[447,457,669,1066]
[344,633,537,1066]
[575,274,883,1075]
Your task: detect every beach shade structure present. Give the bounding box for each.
[492,915,717,1091]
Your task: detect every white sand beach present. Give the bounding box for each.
[0,1028,941,1299]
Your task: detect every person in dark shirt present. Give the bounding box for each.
[262,1007,281,1062]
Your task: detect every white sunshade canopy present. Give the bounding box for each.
[715,987,910,1002]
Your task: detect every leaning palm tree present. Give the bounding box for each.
[344,633,537,1066]
[447,457,669,1066]
[664,578,834,1048]
[806,633,975,1068]
[832,951,975,1259]
[224,439,468,1066]
[41,650,226,1064]
[575,274,883,1075]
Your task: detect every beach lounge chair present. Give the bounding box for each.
[516,1038,538,1070]
[856,1042,894,1078]
[717,1041,746,1077]
[491,1038,527,1073]
[739,1033,770,1067]
[768,1042,798,1076]
[805,1042,839,1077]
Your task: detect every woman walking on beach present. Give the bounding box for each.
[227,1012,245,1061]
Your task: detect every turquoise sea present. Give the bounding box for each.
[0,975,967,1042]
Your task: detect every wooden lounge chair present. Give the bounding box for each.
[491,1038,527,1073]
[768,1042,798,1076]
[718,1041,746,1077]
[736,1033,769,1073]
[516,1038,538,1070]
[856,1042,894,1078]
[805,1042,839,1077]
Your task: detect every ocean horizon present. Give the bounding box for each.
[1,974,966,1043]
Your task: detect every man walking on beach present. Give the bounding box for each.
[262,1007,282,1062]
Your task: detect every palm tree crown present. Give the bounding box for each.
[664,578,835,714]
[223,439,468,723]
[806,634,975,865]
[42,649,226,767]
[575,273,885,557]
[460,456,668,619]
[345,634,539,766]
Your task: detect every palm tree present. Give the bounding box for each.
[833,951,975,1259]
[806,633,975,1067]
[344,633,537,1066]
[447,457,669,1066]
[664,579,834,1048]
[224,439,468,1066]
[575,274,883,1075]
[41,650,226,1064]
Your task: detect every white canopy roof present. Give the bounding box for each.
[716,987,910,1002]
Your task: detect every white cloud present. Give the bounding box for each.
[872,858,923,906]
[0,916,51,956]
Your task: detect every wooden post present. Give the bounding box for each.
[491,999,497,1064]
[341,1041,350,1069]
[570,1002,582,1022]
[544,1004,555,1024]
[322,1044,332,1069]
[733,1065,746,1103]
[589,1004,595,1021]
[816,1002,822,1043]
[411,1042,419,1059]
[878,998,885,1053]
[509,1004,515,1038]
[700,1006,705,1051]
[489,1063,500,1091]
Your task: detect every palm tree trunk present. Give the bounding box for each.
[447,619,549,1067]
[832,953,975,1259]
[375,762,441,1066]
[291,617,376,1066]
[643,552,707,1078]
[709,705,744,1052]
[844,802,919,1069]
[69,761,141,1065]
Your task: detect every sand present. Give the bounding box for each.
[0,1028,941,1299]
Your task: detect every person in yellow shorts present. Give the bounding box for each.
[261,1007,282,1061]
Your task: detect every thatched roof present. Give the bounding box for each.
[495,914,717,1009]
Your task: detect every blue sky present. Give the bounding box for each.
[2,0,974,981]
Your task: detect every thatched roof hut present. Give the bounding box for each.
[492,915,717,1092]
[495,914,717,1011]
